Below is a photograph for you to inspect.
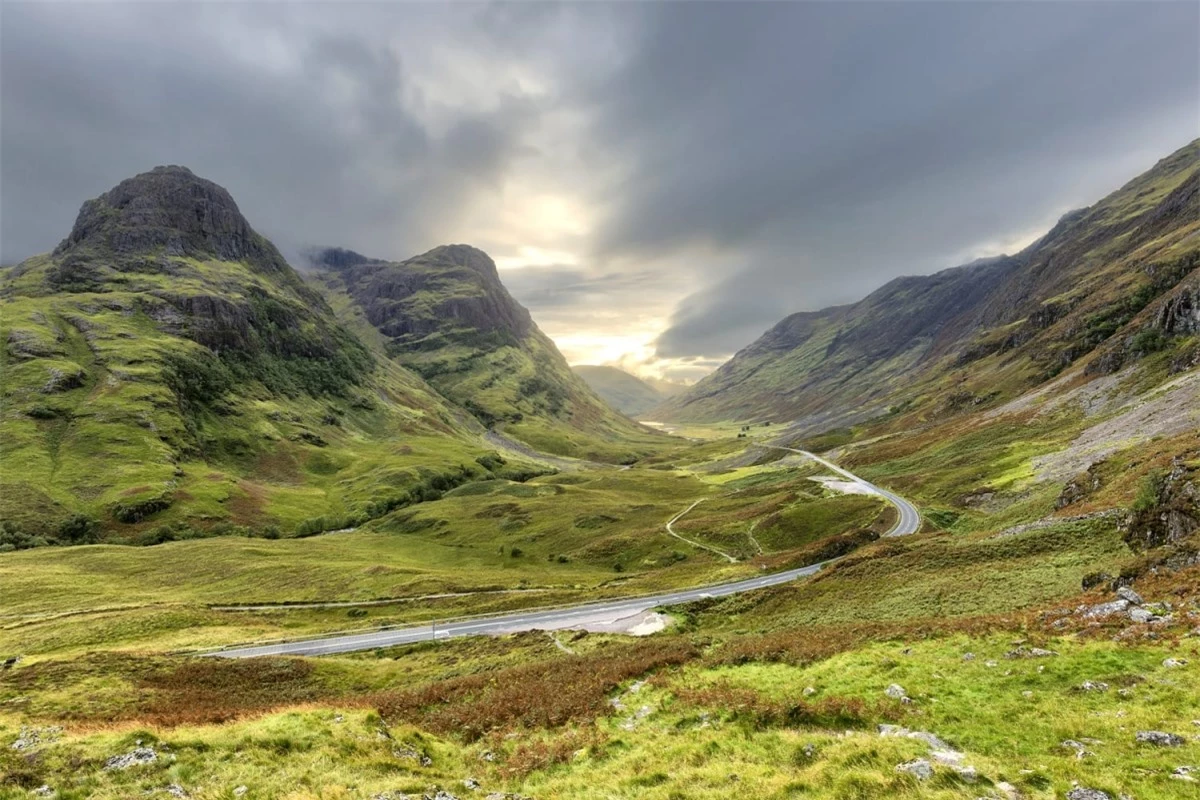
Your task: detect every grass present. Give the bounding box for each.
[4,217,1200,796]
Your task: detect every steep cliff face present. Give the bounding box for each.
[309,246,667,463]
[1,168,493,541]
[311,244,533,345]
[656,139,1200,428]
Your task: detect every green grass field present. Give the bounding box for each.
[2,377,1197,799]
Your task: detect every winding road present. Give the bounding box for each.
[211,447,919,658]
[762,445,921,537]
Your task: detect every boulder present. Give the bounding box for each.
[1080,599,1129,619]
[103,747,157,771]
[1136,730,1185,747]
[1116,586,1144,605]
[1066,790,1111,800]
[895,759,934,780]
[884,683,908,700]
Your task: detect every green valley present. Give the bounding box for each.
[2,146,1199,800]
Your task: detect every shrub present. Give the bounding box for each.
[1132,469,1166,513]
[110,492,173,524]
[56,514,98,544]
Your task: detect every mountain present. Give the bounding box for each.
[306,246,666,463]
[657,139,1200,431]
[572,365,671,416]
[0,167,524,543]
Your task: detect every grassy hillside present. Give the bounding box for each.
[572,364,669,416]
[657,139,1200,430]
[3,147,1200,800]
[0,168,524,545]
[308,246,668,463]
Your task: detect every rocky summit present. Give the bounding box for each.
[55,165,291,274]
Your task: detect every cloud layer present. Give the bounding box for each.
[3,2,1197,377]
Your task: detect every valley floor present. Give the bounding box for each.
[2,391,1199,799]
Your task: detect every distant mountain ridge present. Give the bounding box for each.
[572,365,663,416]
[572,365,686,417]
[656,139,1200,431]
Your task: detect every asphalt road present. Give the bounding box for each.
[762,445,921,536]
[212,449,919,658]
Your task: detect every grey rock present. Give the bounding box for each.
[877,724,953,751]
[962,652,975,661]
[884,683,908,700]
[31,788,53,798]
[1129,607,1158,624]
[103,747,157,771]
[10,726,62,751]
[1172,766,1196,782]
[1066,790,1111,800]
[1163,657,1188,668]
[1005,646,1057,659]
[1077,681,1109,692]
[165,786,189,799]
[1116,586,1144,605]
[1136,730,1185,747]
[951,764,978,782]
[233,788,247,798]
[1081,599,1130,619]
[462,778,480,791]
[895,758,934,780]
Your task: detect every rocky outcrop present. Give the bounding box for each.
[1123,457,1199,551]
[1155,278,1199,336]
[55,166,291,275]
[322,244,533,344]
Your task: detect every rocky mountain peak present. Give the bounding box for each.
[417,244,501,281]
[54,165,290,273]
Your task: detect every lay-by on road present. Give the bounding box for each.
[212,448,919,658]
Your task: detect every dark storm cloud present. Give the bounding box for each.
[3,1,1197,371]
[0,2,536,265]
[581,2,1200,357]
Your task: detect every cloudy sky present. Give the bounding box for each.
[3,2,1197,381]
